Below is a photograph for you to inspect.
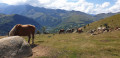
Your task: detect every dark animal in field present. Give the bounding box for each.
[109,28,113,32]
[97,27,109,33]
[71,29,75,32]
[66,29,75,33]
[59,29,65,34]
[43,32,49,34]
[66,29,71,33]
[77,28,83,33]
[89,29,96,34]
[104,28,109,32]
[88,29,97,35]
[9,24,36,44]
[118,28,120,30]
[115,27,120,30]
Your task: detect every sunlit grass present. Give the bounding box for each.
[25,30,120,58]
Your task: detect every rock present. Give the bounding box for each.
[0,36,32,58]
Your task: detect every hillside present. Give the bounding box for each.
[51,14,94,33]
[94,13,116,21]
[83,14,120,31]
[0,14,41,35]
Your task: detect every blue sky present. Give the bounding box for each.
[0,0,120,14]
[86,0,114,4]
[86,0,115,7]
[68,0,115,4]
[68,0,115,8]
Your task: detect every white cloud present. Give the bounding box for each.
[108,0,120,13]
[101,2,110,8]
[0,0,27,5]
[0,0,120,14]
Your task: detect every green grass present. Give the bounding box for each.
[23,30,120,58]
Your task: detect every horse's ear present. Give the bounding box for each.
[15,24,21,28]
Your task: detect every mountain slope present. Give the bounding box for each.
[0,14,41,35]
[94,13,116,21]
[83,14,120,31]
[51,14,94,33]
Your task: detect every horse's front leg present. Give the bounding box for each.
[32,34,34,45]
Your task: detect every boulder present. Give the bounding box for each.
[0,36,32,58]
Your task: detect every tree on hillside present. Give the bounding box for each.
[36,30,41,34]
[87,24,89,26]
[83,26,86,29]
[100,25,102,27]
[104,23,109,28]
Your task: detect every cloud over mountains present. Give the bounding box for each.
[0,0,120,14]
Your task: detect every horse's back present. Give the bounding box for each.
[17,25,35,36]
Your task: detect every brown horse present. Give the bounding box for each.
[77,28,83,33]
[9,24,36,44]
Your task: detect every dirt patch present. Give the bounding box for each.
[0,36,7,39]
[100,40,110,42]
[29,45,51,58]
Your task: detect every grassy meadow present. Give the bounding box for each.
[24,30,120,58]
[0,30,120,58]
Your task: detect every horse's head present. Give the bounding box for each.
[9,24,22,36]
[15,24,22,29]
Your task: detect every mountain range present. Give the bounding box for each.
[0,3,119,35]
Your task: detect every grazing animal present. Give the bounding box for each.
[88,29,97,35]
[104,28,109,32]
[77,28,83,33]
[66,29,74,33]
[59,29,65,34]
[118,28,120,30]
[9,24,36,44]
[97,27,106,33]
[66,29,75,33]
[71,29,75,32]
[109,28,113,32]
[97,27,110,34]
[43,32,49,34]
[115,27,120,30]
[89,29,96,34]
[66,29,72,33]
[97,27,105,31]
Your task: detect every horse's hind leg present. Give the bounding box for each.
[28,35,31,44]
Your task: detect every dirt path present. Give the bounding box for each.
[29,45,50,58]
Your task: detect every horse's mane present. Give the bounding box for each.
[9,25,17,36]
